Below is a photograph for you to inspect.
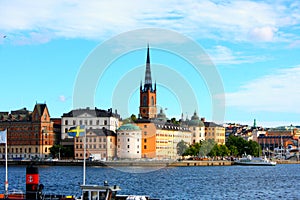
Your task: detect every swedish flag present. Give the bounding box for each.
[68,125,85,137]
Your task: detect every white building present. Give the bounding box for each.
[61,107,120,139]
[117,123,142,159]
[187,111,205,144]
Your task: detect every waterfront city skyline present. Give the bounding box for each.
[1,1,300,127]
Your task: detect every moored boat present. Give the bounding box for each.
[0,165,158,200]
[234,155,276,166]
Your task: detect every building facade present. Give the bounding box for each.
[61,107,120,139]
[257,126,300,150]
[185,111,205,144]
[204,122,226,144]
[117,123,142,159]
[0,104,55,159]
[74,128,117,160]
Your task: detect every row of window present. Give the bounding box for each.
[64,119,108,126]
[117,145,140,149]
[118,132,141,136]
[75,138,112,143]
[0,147,48,153]
[75,144,114,149]
[75,153,106,158]
[117,138,140,142]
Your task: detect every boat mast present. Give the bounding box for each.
[5,129,8,198]
[83,130,86,185]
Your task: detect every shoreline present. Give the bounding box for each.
[1,159,299,167]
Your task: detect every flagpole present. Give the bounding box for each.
[83,128,86,185]
[5,129,8,198]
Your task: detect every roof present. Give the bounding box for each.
[86,128,116,137]
[62,107,120,118]
[204,122,223,128]
[117,123,141,131]
[34,104,47,116]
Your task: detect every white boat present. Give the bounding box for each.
[234,155,276,166]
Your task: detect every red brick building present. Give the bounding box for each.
[0,104,55,160]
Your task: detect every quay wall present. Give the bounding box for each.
[1,160,299,167]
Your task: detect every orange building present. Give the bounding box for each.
[0,104,55,160]
[135,120,157,158]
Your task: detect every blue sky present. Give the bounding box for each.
[0,0,300,127]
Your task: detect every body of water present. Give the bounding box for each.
[1,164,299,199]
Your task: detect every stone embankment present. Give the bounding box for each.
[1,159,299,167]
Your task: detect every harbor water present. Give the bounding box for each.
[1,164,299,199]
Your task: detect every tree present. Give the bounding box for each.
[171,117,179,125]
[49,144,73,159]
[130,114,137,122]
[199,139,215,157]
[177,140,188,156]
[226,135,261,157]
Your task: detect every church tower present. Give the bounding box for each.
[139,44,157,119]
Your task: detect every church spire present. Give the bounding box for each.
[144,44,152,90]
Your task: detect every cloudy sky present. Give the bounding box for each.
[0,0,300,127]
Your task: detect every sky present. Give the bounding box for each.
[0,0,300,127]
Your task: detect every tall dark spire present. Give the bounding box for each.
[144,44,152,90]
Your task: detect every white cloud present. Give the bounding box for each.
[226,66,300,113]
[207,45,266,65]
[248,26,278,42]
[0,0,299,44]
[59,95,67,102]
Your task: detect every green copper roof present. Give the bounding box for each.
[118,123,141,131]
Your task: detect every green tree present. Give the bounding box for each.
[199,139,215,157]
[130,114,137,122]
[183,142,201,156]
[177,140,188,156]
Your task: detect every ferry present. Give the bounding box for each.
[234,155,276,166]
[0,165,157,200]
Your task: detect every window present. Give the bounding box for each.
[104,120,107,125]
[79,120,82,125]
[144,139,147,143]
[127,145,130,148]
[144,145,147,149]
[127,138,130,142]
[144,131,147,135]
[65,128,68,134]
[143,95,147,106]
[84,120,87,125]
[96,120,99,125]
[110,138,112,142]
[65,120,68,125]
[144,125,147,128]
[73,120,76,125]
[89,120,92,125]
[151,96,154,106]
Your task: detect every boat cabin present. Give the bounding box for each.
[80,182,121,200]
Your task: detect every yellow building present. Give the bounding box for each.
[204,122,225,144]
[136,119,191,159]
[74,128,116,161]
